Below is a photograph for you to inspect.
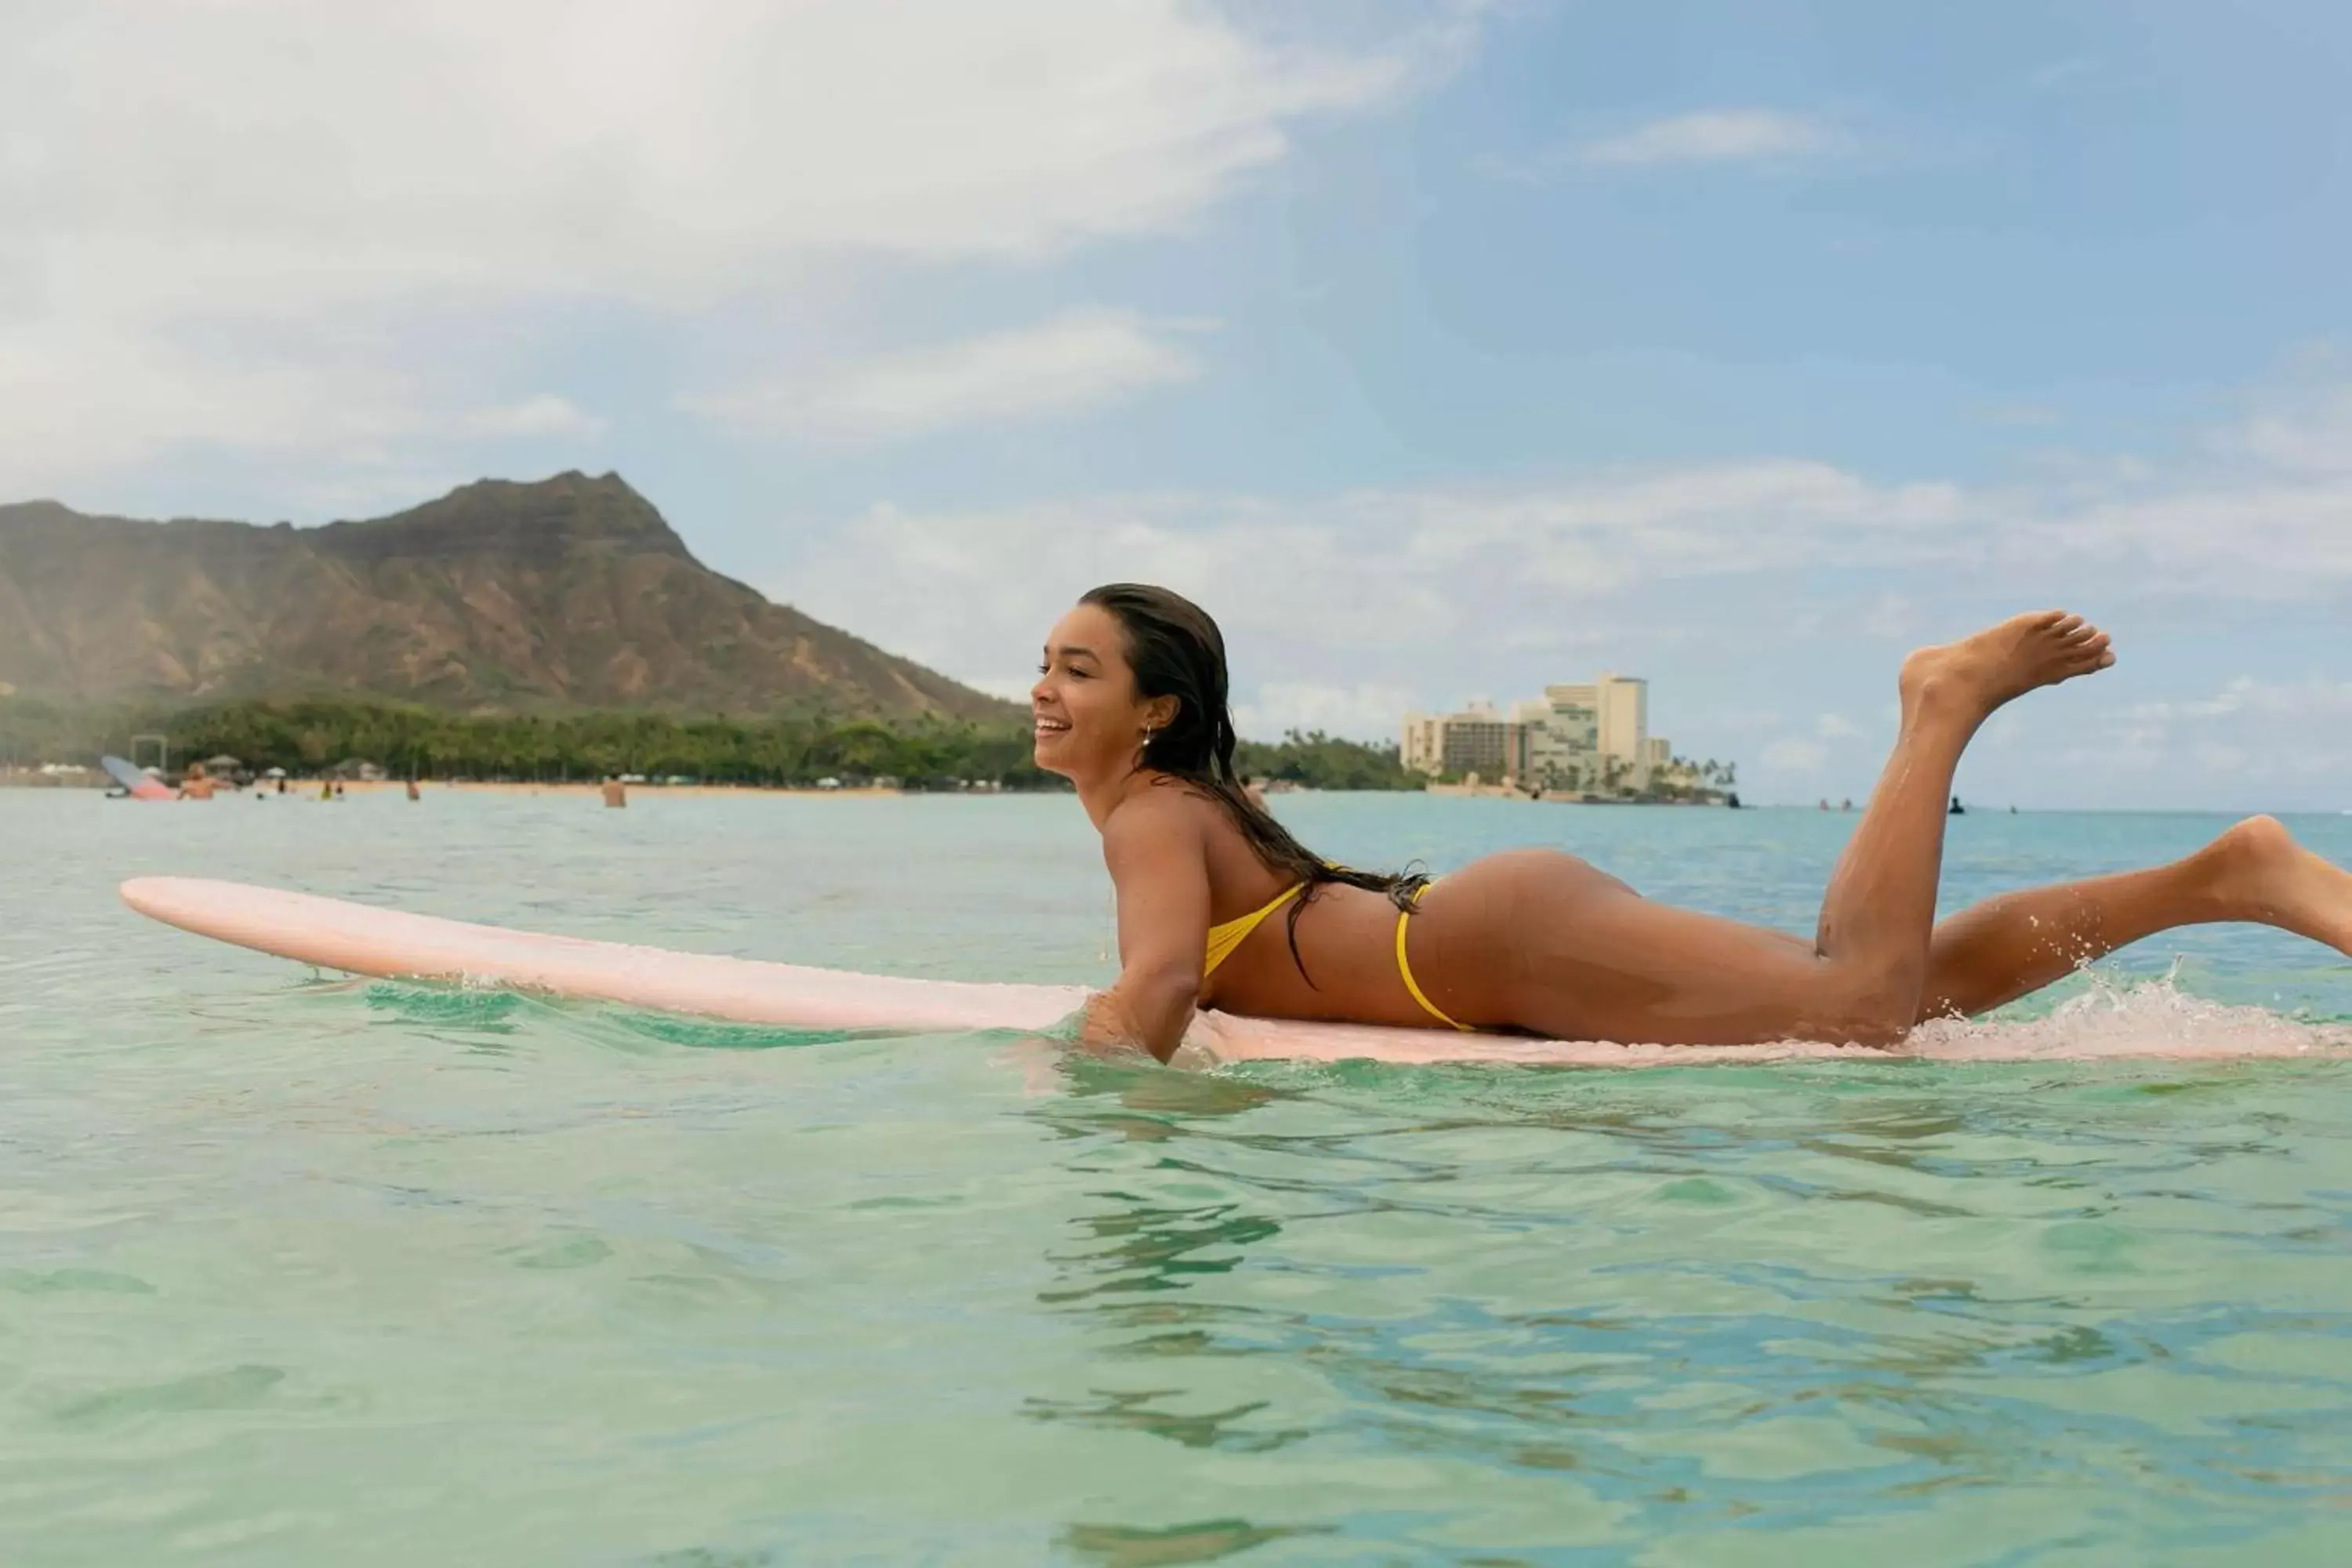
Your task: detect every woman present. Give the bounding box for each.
[1035,584,2352,1064]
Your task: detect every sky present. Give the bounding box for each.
[5,0,2350,810]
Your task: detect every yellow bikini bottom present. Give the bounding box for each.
[1396,883,1472,1032]
[1202,877,1472,1032]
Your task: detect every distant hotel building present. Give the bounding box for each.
[1401,702,1520,780]
[1403,673,1671,793]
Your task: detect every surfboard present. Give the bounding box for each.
[101,756,174,801]
[118,877,2337,1069]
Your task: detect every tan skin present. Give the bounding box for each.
[1036,602,2352,1064]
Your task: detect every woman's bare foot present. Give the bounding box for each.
[2203,815,2352,956]
[1899,610,2116,724]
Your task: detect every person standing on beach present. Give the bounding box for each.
[601,775,627,809]
[406,778,421,802]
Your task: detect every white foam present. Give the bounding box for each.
[1901,967,2348,1062]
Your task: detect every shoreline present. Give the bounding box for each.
[0,771,917,799]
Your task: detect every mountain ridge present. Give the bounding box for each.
[0,472,1013,721]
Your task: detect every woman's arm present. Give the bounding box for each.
[1081,793,1211,1063]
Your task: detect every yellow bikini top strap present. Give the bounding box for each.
[1202,882,1305,976]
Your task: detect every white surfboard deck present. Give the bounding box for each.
[118,877,2336,1069]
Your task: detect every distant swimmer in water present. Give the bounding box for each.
[406,778,421,802]
[1034,585,2352,1062]
[1950,795,1966,815]
[176,764,215,801]
[601,775,627,809]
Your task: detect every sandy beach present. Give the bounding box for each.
[0,769,918,800]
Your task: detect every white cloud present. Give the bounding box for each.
[457,395,610,441]
[1859,592,1918,640]
[2045,479,2352,591]
[1575,110,1846,169]
[2122,675,2352,727]
[0,329,418,490]
[1762,739,1829,773]
[785,495,1465,685]
[10,2,1403,308]
[1233,683,1421,742]
[781,459,1968,691]
[683,312,1201,444]
[0,2,1432,492]
[2224,389,2352,475]
[0,325,606,499]
[783,401,2352,682]
[2061,676,2352,800]
[772,386,2352,786]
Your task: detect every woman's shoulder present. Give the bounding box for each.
[1105,775,1218,830]
[1102,775,1232,853]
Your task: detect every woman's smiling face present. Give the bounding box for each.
[1031,601,1172,779]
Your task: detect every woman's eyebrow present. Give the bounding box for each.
[1049,644,1098,662]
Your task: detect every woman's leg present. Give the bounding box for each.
[1488,611,2114,1047]
[1917,815,2352,1020]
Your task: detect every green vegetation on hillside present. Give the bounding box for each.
[1237,731,1421,791]
[1,699,1426,792]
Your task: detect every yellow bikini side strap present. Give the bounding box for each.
[1203,881,1305,976]
[1396,884,1472,1031]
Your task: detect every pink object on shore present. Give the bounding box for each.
[119,877,2340,1069]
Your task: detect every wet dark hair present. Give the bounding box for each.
[1080,583,1428,981]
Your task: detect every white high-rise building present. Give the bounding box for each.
[1411,677,1675,799]
[1400,701,1526,782]
[1517,674,1653,787]
[1539,676,1646,764]
[1407,673,1675,794]
[1511,691,1600,792]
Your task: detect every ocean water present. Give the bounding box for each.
[5,787,2352,1565]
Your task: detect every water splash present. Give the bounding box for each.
[1906,965,2350,1062]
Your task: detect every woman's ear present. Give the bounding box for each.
[1145,694,1181,734]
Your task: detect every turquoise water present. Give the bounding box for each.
[5,789,2352,1564]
